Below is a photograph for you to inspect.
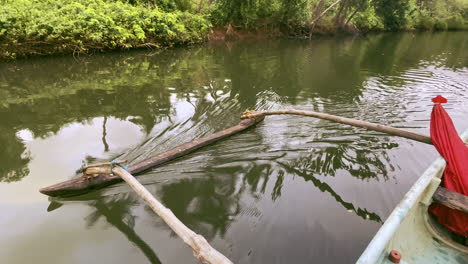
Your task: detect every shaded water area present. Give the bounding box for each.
[1,32,467,264]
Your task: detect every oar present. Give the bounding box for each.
[106,165,233,264]
[241,110,433,145]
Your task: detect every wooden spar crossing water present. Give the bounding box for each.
[40,109,467,212]
[241,110,432,144]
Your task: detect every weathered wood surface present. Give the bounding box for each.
[113,166,233,264]
[242,110,433,145]
[433,186,468,214]
[39,115,265,197]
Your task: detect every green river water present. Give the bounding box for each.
[0,32,467,264]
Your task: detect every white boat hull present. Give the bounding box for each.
[357,131,468,264]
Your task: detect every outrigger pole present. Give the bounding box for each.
[112,165,233,264]
[240,110,432,145]
[77,161,233,264]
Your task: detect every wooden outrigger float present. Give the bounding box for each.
[40,114,265,197]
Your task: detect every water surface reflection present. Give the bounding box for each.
[1,32,467,263]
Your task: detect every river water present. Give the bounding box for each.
[0,32,467,264]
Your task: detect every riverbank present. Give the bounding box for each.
[1,0,467,59]
[0,0,211,59]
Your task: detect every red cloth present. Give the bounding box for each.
[428,96,468,236]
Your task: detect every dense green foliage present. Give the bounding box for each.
[411,0,468,31]
[0,0,467,58]
[0,0,211,58]
[374,0,409,30]
[207,0,467,32]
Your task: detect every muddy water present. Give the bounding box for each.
[0,32,467,263]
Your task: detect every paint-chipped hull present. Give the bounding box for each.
[357,131,468,264]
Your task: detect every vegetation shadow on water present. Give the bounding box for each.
[0,32,467,263]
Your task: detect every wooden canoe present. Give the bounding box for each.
[39,115,265,197]
[357,130,468,264]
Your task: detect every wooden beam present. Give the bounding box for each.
[39,114,265,197]
[433,187,468,214]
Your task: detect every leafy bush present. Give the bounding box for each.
[121,0,196,12]
[211,0,286,28]
[351,7,384,31]
[0,0,211,58]
[434,19,448,30]
[373,0,409,31]
[413,15,435,30]
[409,0,468,31]
[446,15,467,29]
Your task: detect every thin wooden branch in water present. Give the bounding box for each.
[39,115,265,197]
[242,110,432,145]
[113,166,233,264]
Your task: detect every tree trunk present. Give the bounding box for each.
[334,0,347,26]
[309,0,344,38]
[345,7,360,26]
[198,0,204,13]
[312,0,344,24]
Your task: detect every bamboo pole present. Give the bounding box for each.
[242,110,433,145]
[112,166,233,264]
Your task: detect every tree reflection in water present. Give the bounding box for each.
[4,33,468,263]
[150,137,389,240]
[289,140,398,181]
[0,128,30,182]
[49,193,162,264]
[157,174,240,240]
[277,161,382,223]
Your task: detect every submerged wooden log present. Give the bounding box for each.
[39,114,265,197]
[113,166,233,264]
[242,110,433,145]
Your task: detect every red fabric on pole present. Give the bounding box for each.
[428,96,468,236]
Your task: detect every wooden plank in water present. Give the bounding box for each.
[433,186,468,214]
[39,115,265,197]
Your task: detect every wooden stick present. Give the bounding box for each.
[433,187,468,214]
[39,115,265,197]
[112,166,233,264]
[242,110,432,145]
